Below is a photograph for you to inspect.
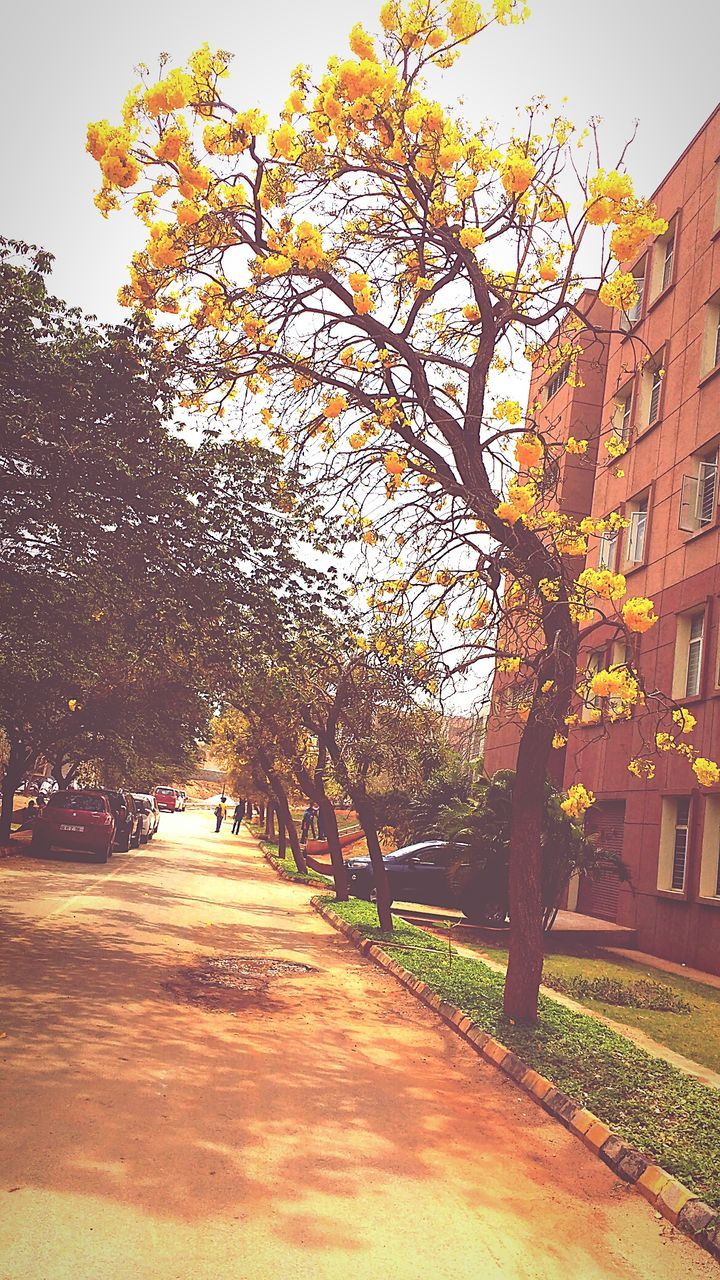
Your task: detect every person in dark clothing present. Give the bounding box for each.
[300,804,317,844]
[214,796,228,833]
[20,799,37,830]
[232,800,245,834]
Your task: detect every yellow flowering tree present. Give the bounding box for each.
[89,0,698,1021]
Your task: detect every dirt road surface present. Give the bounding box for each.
[0,812,714,1279]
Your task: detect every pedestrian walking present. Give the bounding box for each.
[300,803,318,844]
[231,800,245,834]
[214,796,228,833]
[313,801,324,839]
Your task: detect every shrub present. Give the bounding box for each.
[544,972,692,1014]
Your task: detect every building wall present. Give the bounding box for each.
[564,105,720,971]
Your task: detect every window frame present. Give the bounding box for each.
[678,445,719,534]
[699,795,720,902]
[621,258,647,330]
[545,360,570,403]
[671,606,707,700]
[701,290,720,379]
[597,527,618,571]
[657,795,692,895]
[623,492,649,567]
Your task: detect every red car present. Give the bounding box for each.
[154,786,178,813]
[32,790,116,863]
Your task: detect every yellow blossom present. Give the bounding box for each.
[672,708,697,735]
[560,783,595,819]
[459,227,485,249]
[693,757,720,788]
[514,434,542,469]
[628,758,655,780]
[565,436,588,455]
[622,597,658,633]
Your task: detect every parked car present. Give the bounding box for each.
[154,785,178,813]
[99,789,142,851]
[345,841,506,925]
[143,793,160,836]
[131,794,155,843]
[32,790,116,863]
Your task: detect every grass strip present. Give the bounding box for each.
[324,895,720,1208]
[260,837,331,887]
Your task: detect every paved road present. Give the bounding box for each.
[0,813,714,1279]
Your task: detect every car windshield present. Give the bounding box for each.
[48,793,105,813]
[156,788,174,795]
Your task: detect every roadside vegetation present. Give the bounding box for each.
[259,834,331,888]
[459,941,720,1076]
[325,896,720,1208]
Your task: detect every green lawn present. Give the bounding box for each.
[455,942,720,1076]
[324,896,720,1208]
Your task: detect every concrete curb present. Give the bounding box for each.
[309,895,720,1263]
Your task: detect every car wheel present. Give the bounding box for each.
[461,902,508,927]
[118,828,130,852]
[31,835,48,856]
[94,843,111,864]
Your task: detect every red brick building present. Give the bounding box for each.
[564,105,720,971]
[484,106,720,971]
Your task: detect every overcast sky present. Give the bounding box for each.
[2,0,719,320]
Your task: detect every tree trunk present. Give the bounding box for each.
[0,739,27,844]
[262,765,307,874]
[321,731,392,929]
[277,817,286,860]
[503,720,551,1023]
[264,801,275,839]
[291,753,348,900]
[354,793,393,932]
[317,795,348,900]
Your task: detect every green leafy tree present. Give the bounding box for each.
[0,241,316,837]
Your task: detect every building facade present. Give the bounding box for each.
[484,106,720,972]
[564,105,720,971]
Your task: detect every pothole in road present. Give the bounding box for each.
[163,955,315,1013]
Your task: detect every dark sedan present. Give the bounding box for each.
[345,841,507,925]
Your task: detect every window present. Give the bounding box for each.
[678,447,718,532]
[581,649,604,721]
[699,796,720,900]
[621,263,645,329]
[597,529,618,571]
[671,610,706,699]
[545,360,570,401]
[624,494,648,564]
[686,613,704,697]
[671,799,691,890]
[658,797,692,893]
[612,387,633,442]
[649,218,677,300]
[648,366,663,424]
[637,354,665,429]
[702,293,720,376]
